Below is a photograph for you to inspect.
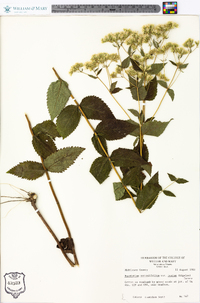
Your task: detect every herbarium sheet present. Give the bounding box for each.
[1,15,199,303]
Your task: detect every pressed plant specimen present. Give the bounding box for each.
[6,80,85,267]
[66,21,198,212]
[4,21,199,266]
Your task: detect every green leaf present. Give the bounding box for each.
[130,58,143,72]
[178,63,189,70]
[163,190,176,197]
[47,79,71,120]
[140,48,145,57]
[128,120,140,136]
[145,76,157,101]
[90,157,111,184]
[157,80,174,101]
[153,39,159,49]
[110,81,117,92]
[157,80,168,89]
[112,87,122,94]
[56,105,81,138]
[7,161,45,180]
[147,63,167,75]
[91,134,108,156]
[168,173,188,184]
[133,141,149,162]
[113,182,135,201]
[169,60,177,67]
[136,172,162,210]
[167,88,175,101]
[96,119,137,140]
[32,133,57,159]
[88,74,97,79]
[32,120,61,139]
[129,109,140,118]
[121,56,130,68]
[176,178,188,184]
[44,147,85,173]
[122,167,145,188]
[110,148,151,174]
[168,173,176,181]
[130,85,147,101]
[128,75,137,87]
[80,96,115,120]
[142,119,172,137]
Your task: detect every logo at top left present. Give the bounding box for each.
[4,6,11,13]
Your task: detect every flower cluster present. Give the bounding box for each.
[69,53,119,75]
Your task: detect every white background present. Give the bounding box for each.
[0,10,199,303]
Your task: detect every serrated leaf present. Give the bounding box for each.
[7,161,45,180]
[163,190,176,197]
[47,80,71,120]
[136,172,162,210]
[90,157,111,184]
[95,119,137,140]
[130,58,143,72]
[142,119,172,137]
[145,76,157,101]
[110,148,151,174]
[32,133,57,159]
[44,147,85,173]
[91,134,108,156]
[147,63,167,75]
[33,120,60,139]
[122,167,145,188]
[128,120,140,136]
[133,141,149,162]
[113,182,135,201]
[130,85,147,101]
[113,182,126,200]
[80,96,115,120]
[56,105,81,139]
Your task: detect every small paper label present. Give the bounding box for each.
[123,250,199,302]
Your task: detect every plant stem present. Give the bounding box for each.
[52,67,141,212]
[71,93,141,213]
[30,196,75,267]
[25,113,79,265]
[97,75,132,120]
[151,67,178,120]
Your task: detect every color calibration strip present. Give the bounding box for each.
[163,2,177,14]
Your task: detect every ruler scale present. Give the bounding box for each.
[51,4,161,14]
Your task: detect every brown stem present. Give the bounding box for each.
[30,198,75,267]
[25,113,79,265]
